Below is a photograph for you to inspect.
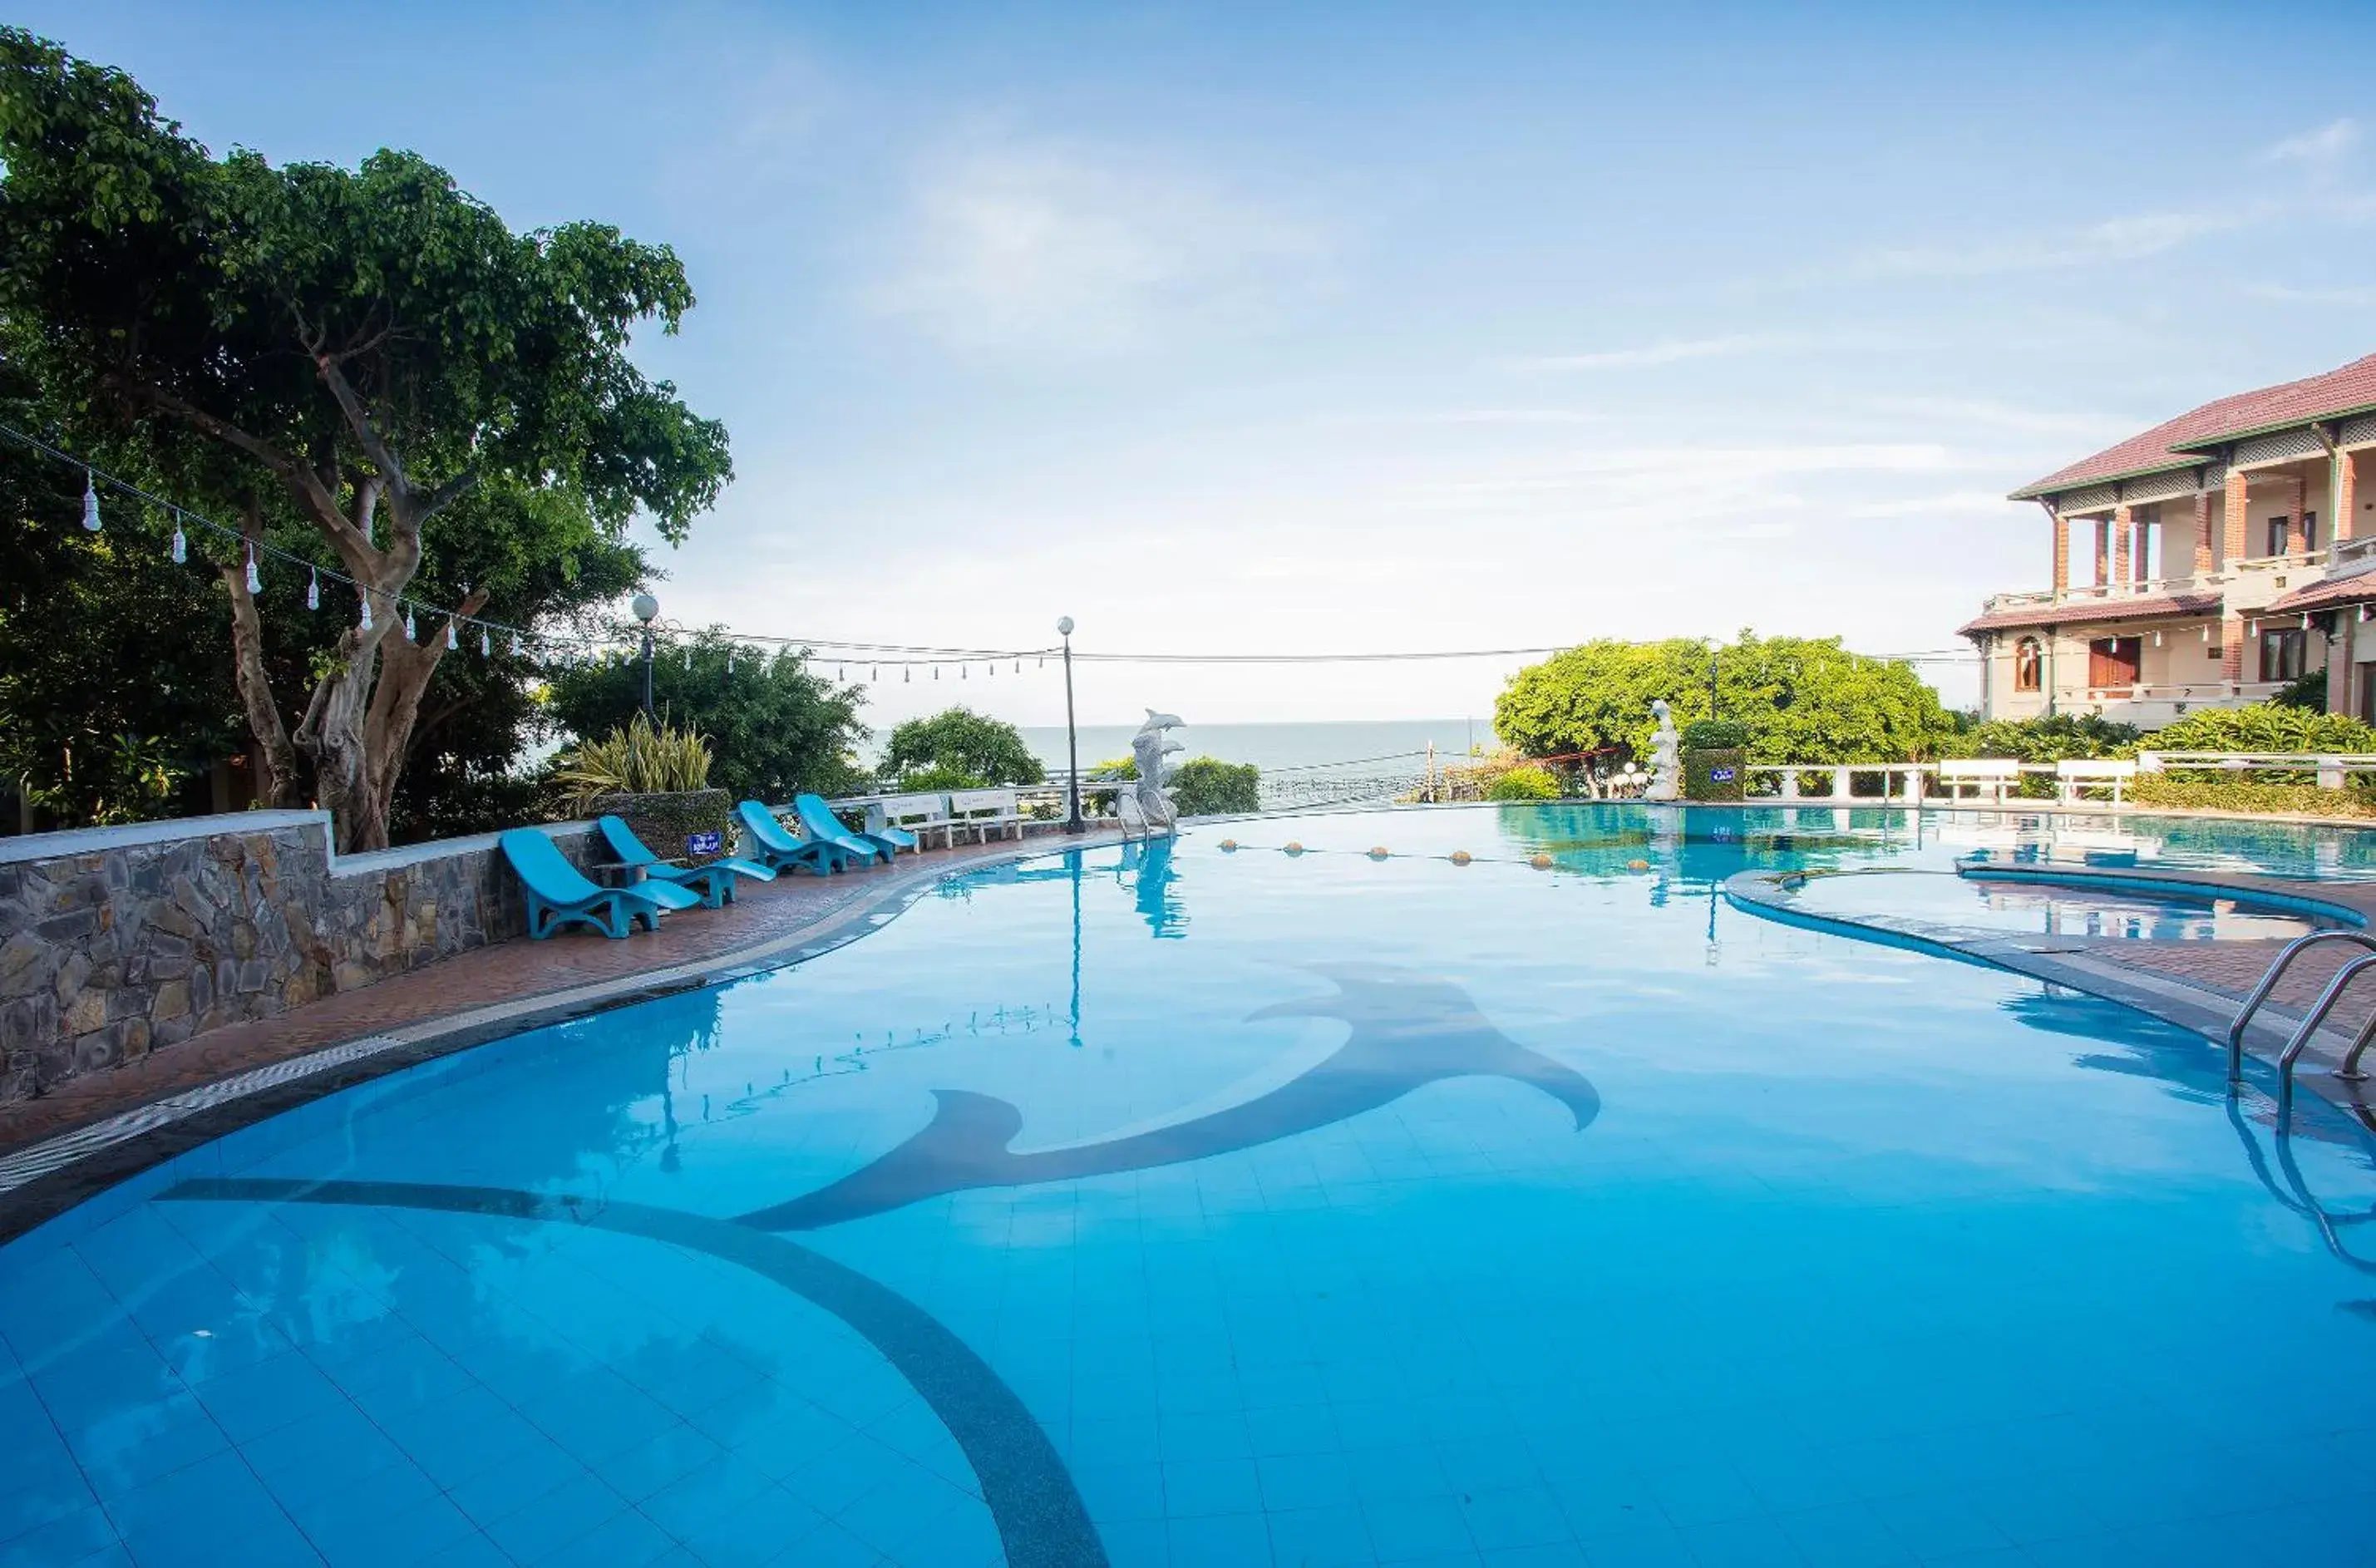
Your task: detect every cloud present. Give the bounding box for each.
[1860,209,2238,278]
[2246,280,2376,308]
[1516,333,1791,372]
[2263,118,2359,167]
[863,136,1324,354]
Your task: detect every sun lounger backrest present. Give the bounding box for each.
[597,815,658,869]
[500,828,604,903]
[735,799,801,854]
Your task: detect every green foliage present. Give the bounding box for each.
[1171,757,1260,815]
[880,708,1045,787]
[1087,756,1138,781]
[2131,777,2376,819]
[551,711,711,813]
[2273,668,2328,711]
[1483,765,1561,802]
[1682,718,1750,750]
[1495,632,1956,766]
[543,634,869,807]
[1942,713,2142,800]
[895,762,989,793]
[2145,703,2376,755]
[1683,748,1746,802]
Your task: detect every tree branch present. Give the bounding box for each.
[130,378,376,568]
[311,350,407,495]
[218,516,303,807]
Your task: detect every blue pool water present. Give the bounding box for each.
[6,805,2376,1567]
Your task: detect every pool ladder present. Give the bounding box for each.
[2227,930,2376,1132]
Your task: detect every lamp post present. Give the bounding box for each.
[1058,616,1083,834]
[633,593,659,717]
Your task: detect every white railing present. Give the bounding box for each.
[2135,752,2376,789]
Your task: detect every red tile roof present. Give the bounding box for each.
[2265,574,2376,615]
[1956,590,2221,638]
[2011,353,2376,500]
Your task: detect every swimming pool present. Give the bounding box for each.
[5,805,2375,1567]
[1775,868,2343,942]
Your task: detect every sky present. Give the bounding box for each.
[20,2,2376,730]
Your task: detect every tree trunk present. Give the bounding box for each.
[217,562,306,809]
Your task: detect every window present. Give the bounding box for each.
[2305,511,2319,552]
[2014,637,2042,693]
[2260,628,2306,683]
[2267,515,2291,557]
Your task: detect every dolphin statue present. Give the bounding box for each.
[737,967,1600,1231]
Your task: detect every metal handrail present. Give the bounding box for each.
[2275,954,2376,1131]
[2226,930,2376,1084]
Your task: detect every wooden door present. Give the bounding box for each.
[2088,636,2140,690]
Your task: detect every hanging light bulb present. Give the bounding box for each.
[961,663,968,679]
[480,627,490,656]
[244,544,261,594]
[510,631,523,656]
[307,568,320,610]
[903,666,911,683]
[81,471,101,532]
[403,605,417,642]
[359,592,374,632]
[170,515,186,564]
[446,620,459,651]
[870,666,879,681]
[934,664,940,680]
[1013,659,1021,674]
[727,652,736,675]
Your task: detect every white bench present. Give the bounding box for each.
[1937,757,2021,803]
[870,792,953,851]
[2055,758,2137,806]
[945,787,1025,844]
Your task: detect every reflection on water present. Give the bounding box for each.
[1785,869,2331,942]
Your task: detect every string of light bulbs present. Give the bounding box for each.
[12,424,1980,680]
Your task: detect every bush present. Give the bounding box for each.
[2273,669,2329,711]
[1945,713,2142,799]
[1171,757,1261,815]
[551,713,711,814]
[2131,777,2376,819]
[1484,765,1561,802]
[2144,703,2376,756]
[1683,747,1746,802]
[880,708,1046,786]
[1681,718,1750,751]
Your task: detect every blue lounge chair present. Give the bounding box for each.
[597,816,777,909]
[735,799,865,875]
[794,794,893,865]
[501,829,684,939]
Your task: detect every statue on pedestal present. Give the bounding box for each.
[1126,710,1185,836]
[1644,698,1682,801]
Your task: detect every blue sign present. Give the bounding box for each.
[687,830,723,855]
[1710,767,1736,782]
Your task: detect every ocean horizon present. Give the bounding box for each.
[1016,717,1496,778]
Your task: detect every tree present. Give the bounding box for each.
[1495,632,1957,765]
[880,708,1045,789]
[543,634,870,806]
[0,30,730,849]
[1169,757,1260,815]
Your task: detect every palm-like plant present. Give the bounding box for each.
[553,711,712,813]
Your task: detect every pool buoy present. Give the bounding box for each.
[1368,846,1390,860]
[1450,851,1472,865]
[1529,853,1554,870]
[1219,839,1238,851]
[1284,841,1305,855]
[1626,858,1651,872]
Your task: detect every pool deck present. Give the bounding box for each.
[1725,859,2376,1127]
[0,828,1123,1240]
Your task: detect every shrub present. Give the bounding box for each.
[2131,777,2376,819]
[2143,702,2376,756]
[552,712,711,813]
[1485,765,1562,801]
[1171,757,1261,815]
[1681,718,1750,751]
[895,762,987,793]
[880,708,1046,786]
[1945,713,2142,799]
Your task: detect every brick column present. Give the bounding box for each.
[2112,503,2132,584]
[2224,469,2248,562]
[2290,474,2308,554]
[2094,518,2110,587]
[2052,513,2069,594]
[2339,449,2359,542]
[2222,614,2245,684]
[2193,490,2215,574]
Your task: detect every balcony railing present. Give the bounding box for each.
[1979,552,2332,618]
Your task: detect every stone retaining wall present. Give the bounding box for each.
[0,812,593,1101]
